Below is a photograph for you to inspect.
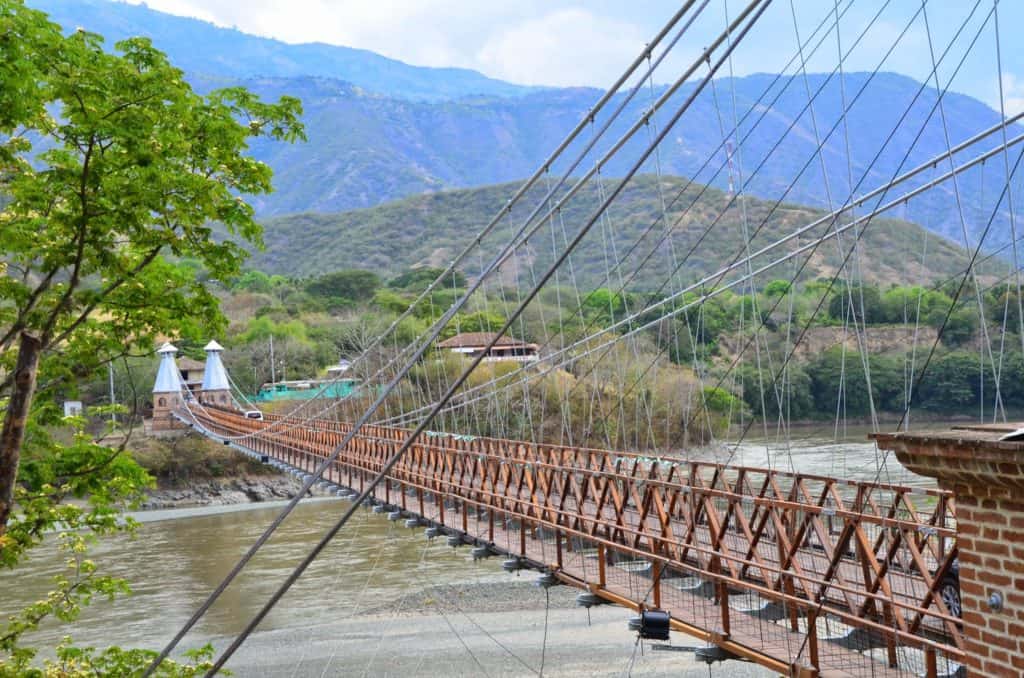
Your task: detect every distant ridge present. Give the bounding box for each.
[250,177,988,289]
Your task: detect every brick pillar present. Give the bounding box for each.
[874,425,1024,677]
[151,391,184,431]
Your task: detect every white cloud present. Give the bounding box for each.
[476,8,646,87]
[120,1,648,86]
[113,0,1024,105]
[997,73,1024,117]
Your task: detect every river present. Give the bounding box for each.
[2,428,924,676]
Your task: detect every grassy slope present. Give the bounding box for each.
[251,175,986,290]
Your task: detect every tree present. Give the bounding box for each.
[0,13,303,531]
[387,266,467,291]
[305,269,381,305]
[763,279,792,298]
[234,269,274,294]
[0,3,303,670]
[827,285,885,324]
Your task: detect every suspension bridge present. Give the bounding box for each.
[140,1,1024,676]
[178,399,962,677]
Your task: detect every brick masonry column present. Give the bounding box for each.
[874,425,1024,677]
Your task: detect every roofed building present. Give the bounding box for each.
[177,356,205,394]
[437,332,539,363]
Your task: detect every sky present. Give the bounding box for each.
[121,0,1024,112]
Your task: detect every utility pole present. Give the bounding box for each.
[269,335,276,385]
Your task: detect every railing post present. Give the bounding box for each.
[652,560,661,609]
[806,608,819,672]
[597,543,607,587]
[718,580,730,637]
[882,602,898,668]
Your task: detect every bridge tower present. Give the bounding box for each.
[876,425,1024,677]
[199,340,231,407]
[151,342,185,431]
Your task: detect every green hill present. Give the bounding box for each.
[251,176,988,290]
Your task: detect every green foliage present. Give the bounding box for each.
[453,310,506,334]
[915,351,991,413]
[372,289,412,314]
[701,386,738,414]
[806,348,906,418]
[581,288,626,327]
[0,412,225,675]
[763,280,792,298]
[388,267,467,292]
[234,270,274,294]
[0,4,302,672]
[939,308,978,347]
[827,286,886,324]
[305,269,381,304]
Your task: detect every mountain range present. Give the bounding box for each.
[27,0,1024,257]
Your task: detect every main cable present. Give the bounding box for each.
[200,3,773,672]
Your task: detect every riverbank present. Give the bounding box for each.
[131,431,334,509]
[141,473,334,509]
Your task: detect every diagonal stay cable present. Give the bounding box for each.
[383,131,1024,437]
[375,0,984,429]
[373,0,867,430]
[198,4,774,673]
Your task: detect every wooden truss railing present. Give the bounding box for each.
[182,405,963,677]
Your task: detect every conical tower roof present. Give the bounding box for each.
[153,344,182,393]
[202,340,230,391]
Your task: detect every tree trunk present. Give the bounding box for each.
[0,332,42,537]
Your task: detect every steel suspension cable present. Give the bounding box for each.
[198,5,773,672]
[145,4,766,673]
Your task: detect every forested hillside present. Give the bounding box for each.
[251,176,992,290]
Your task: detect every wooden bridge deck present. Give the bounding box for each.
[181,406,965,677]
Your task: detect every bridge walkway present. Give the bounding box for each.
[182,406,964,677]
